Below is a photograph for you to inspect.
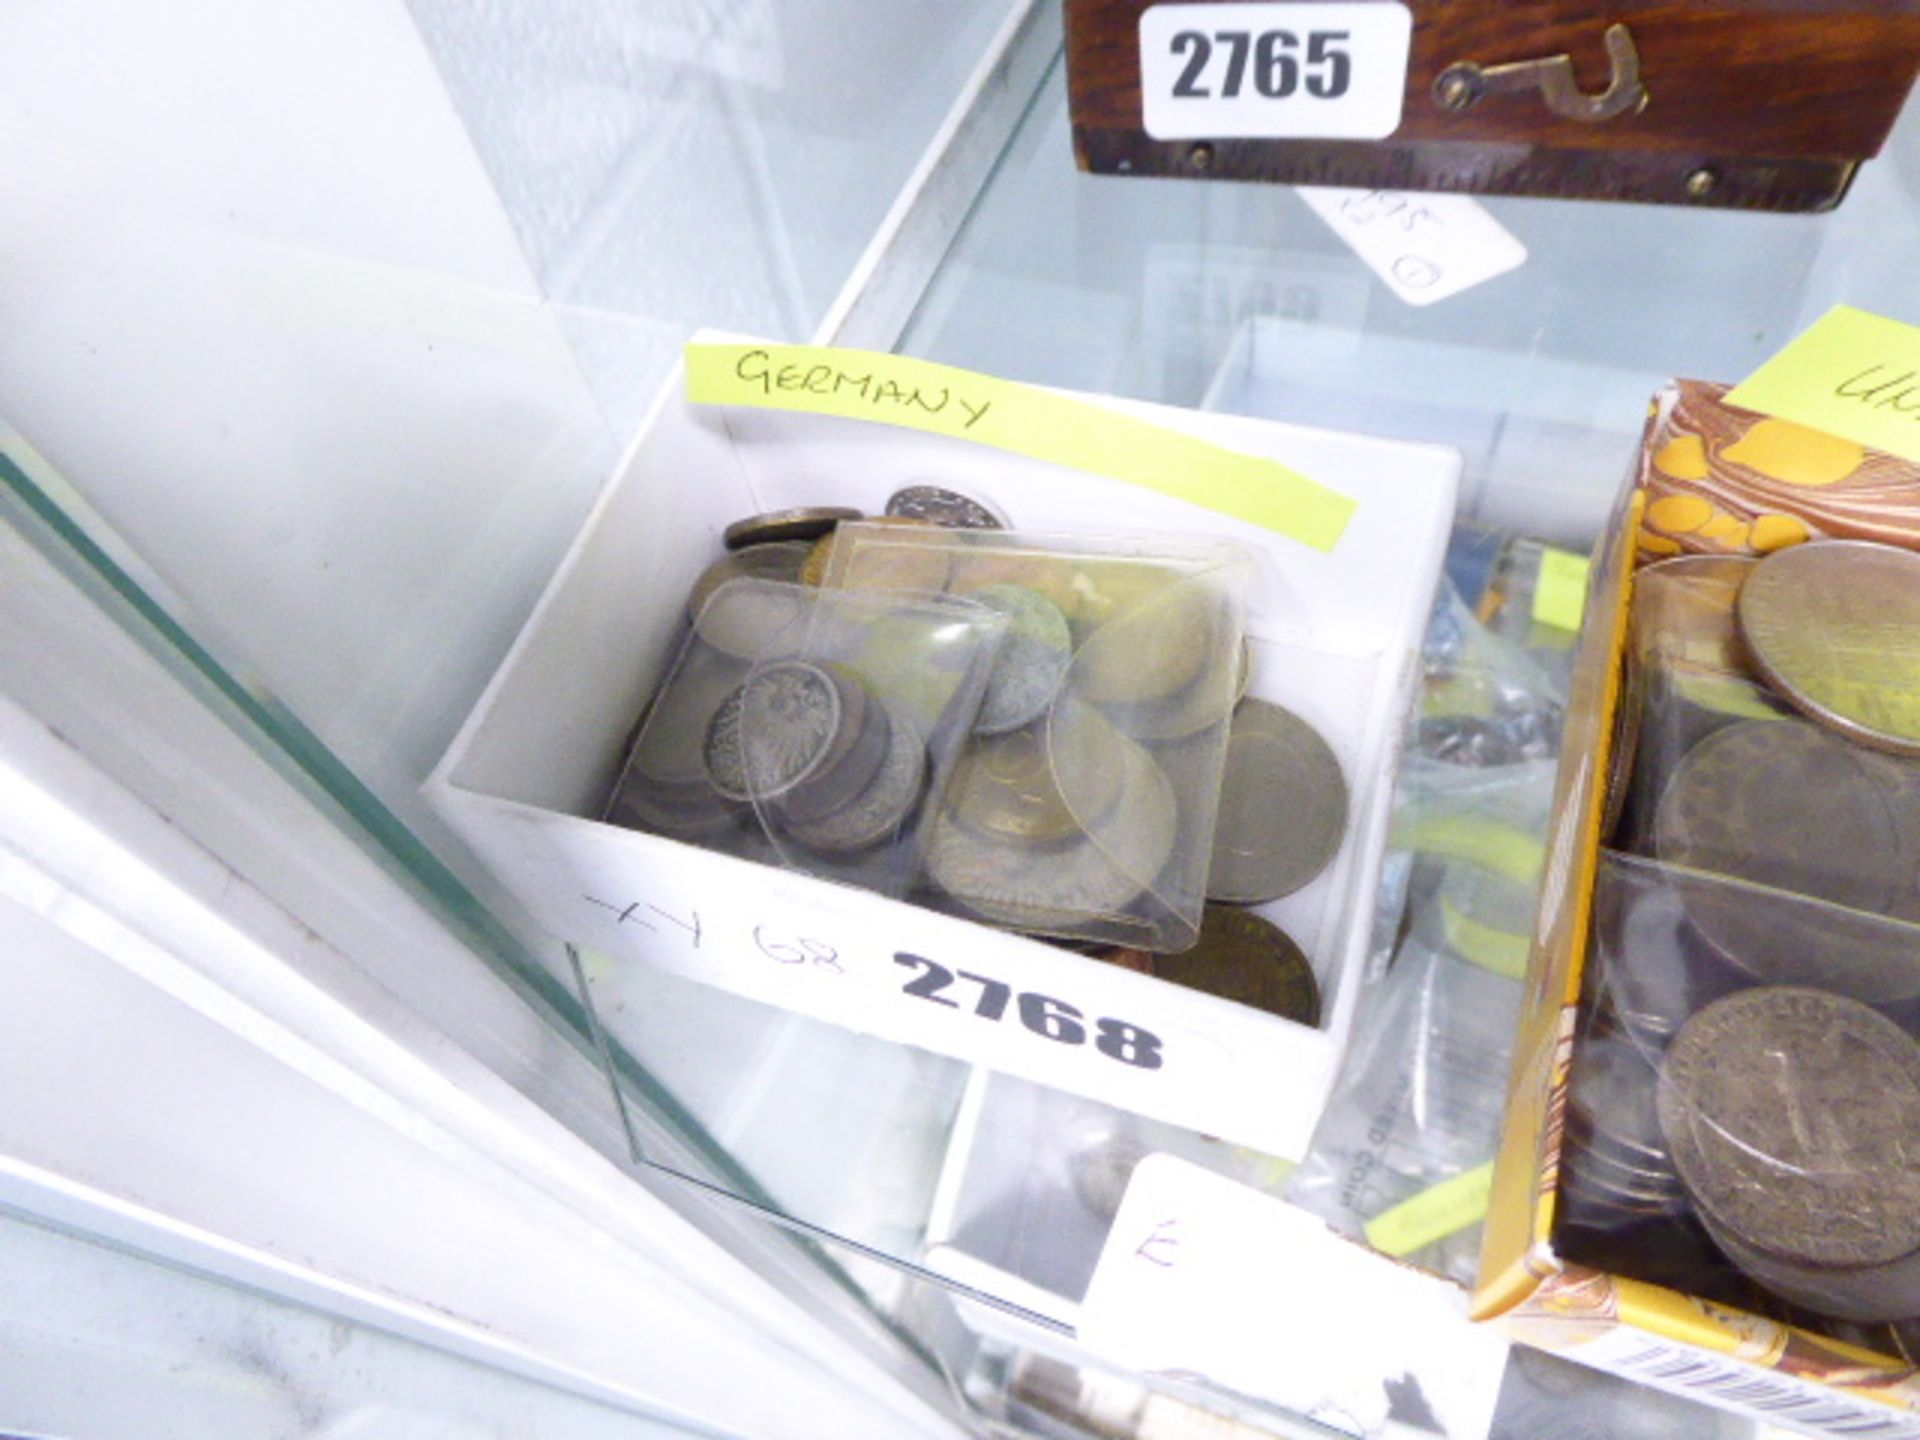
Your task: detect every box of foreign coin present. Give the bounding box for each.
[427,336,1460,1160]
[1473,381,1920,1433]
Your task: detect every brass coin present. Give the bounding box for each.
[1150,905,1321,1026]
[925,734,1177,936]
[884,484,1007,530]
[803,516,948,590]
[945,697,1127,845]
[969,583,1072,735]
[1737,539,1920,757]
[1206,700,1349,904]
[1072,579,1217,705]
[1122,637,1248,742]
[784,701,927,855]
[722,506,863,550]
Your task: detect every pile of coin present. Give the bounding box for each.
[1655,987,1920,1322]
[1568,536,1920,1326]
[608,492,1011,866]
[606,484,1358,1022]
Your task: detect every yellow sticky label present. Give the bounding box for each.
[1532,546,1590,632]
[1364,1162,1497,1257]
[1395,813,1545,883]
[1724,305,1920,466]
[1441,897,1532,980]
[684,343,1357,552]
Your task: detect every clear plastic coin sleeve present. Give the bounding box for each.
[816,521,1254,953]
[1554,555,1920,1346]
[604,577,1007,901]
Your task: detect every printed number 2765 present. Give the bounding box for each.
[894,953,1163,1069]
[1170,30,1352,100]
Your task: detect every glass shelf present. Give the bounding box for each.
[7,8,1919,1435]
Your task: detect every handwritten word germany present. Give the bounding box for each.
[731,348,993,429]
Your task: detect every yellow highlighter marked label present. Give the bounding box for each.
[1724,305,1920,467]
[685,343,1357,552]
[1532,546,1591,633]
[1365,1162,1497,1258]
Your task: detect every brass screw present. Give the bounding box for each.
[1435,70,1478,112]
[1685,167,1718,198]
[1188,142,1214,172]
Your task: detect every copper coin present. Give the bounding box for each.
[687,547,812,657]
[1207,700,1349,904]
[1737,539,1920,757]
[1150,905,1321,1025]
[722,506,862,550]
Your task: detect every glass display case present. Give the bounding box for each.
[4,3,1916,1436]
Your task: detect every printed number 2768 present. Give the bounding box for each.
[894,953,1163,1069]
[1170,29,1352,100]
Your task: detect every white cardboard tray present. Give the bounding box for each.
[427,337,1459,1158]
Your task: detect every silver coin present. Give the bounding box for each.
[703,661,851,804]
[722,506,863,551]
[1737,539,1920,757]
[969,583,1072,736]
[1654,718,1909,917]
[883,484,1006,531]
[1206,700,1349,904]
[1657,987,1920,1273]
[691,576,810,664]
[926,734,1177,936]
[1567,1031,1669,1166]
[784,702,927,855]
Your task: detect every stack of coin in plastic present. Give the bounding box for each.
[606,491,1011,865]
[1655,986,1920,1322]
[800,522,1250,951]
[1561,1027,1687,1222]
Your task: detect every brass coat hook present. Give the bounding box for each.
[1433,23,1649,123]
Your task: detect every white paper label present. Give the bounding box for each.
[1297,187,1528,307]
[1081,1156,1509,1439]
[1139,4,1411,141]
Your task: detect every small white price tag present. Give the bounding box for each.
[1297,187,1529,307]
[1081,1156,1509,1439]
[1139,3,1412,141]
